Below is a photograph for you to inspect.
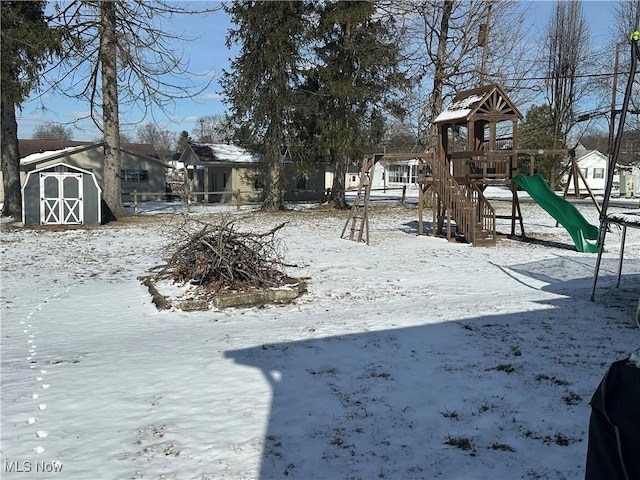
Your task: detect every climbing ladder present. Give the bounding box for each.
[341,154,381,244]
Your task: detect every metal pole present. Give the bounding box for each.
[608,43,622,158]
[591,35,639,300]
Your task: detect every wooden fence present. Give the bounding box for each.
[124,188,333,214]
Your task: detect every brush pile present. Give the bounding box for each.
[153,216,292,294]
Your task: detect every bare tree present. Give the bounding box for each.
[32,122,73,140]
[195,115,229,143]
[393,0,534,150]
[544,1,591,148]
[137,123,175,160]
[613,1,640,136]
[614,1,640,39]
[540,1,594,187]
[46,1,217,218]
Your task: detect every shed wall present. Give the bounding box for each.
[23,173,40,226]
[22,165,101,226]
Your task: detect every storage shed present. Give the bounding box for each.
[22,162,102,226]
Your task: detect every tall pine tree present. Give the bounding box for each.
[222,1,308,211]
[311,1,408,208]
[1,1,61,219]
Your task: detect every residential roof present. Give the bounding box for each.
[19,139,158,159]
[190,143,261,163]
[21,144,95,166]
[19,142,170,168]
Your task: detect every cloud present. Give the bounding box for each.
[202,92,224,101]
[16,113,50,123]
[67,111,92,121]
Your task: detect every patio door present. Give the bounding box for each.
[40,172,84,225]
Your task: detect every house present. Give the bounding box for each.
[563,142,640,196]
[179,143,328,203]
[565,144,610,192]
[18,141,169,202]
[617,164,640,197]
[345,157,423,193]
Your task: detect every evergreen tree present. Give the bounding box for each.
[519,104,565,187]
[176,130,193,154]
[310,1,409,208]
[1,1,61,219]
[222,1,308,211]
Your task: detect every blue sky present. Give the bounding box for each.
[16,1,622,143]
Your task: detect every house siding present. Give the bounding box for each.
[565,151,608,191]
[180,144,329,204]
[20,144,168,202]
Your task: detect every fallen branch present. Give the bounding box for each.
[154,215,293,294]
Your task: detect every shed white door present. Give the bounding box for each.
[40,172,84,225]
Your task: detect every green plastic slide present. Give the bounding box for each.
[511,173,599,253]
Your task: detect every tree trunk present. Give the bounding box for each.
[99,1,125,218]
[426,0,453,151]
[261,145,285,211]
[327,147,348,209]
[1,97,22,220]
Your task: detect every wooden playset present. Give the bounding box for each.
[343,84,588,247]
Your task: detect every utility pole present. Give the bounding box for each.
[478,0,493,86]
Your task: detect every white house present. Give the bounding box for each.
[345,156,424,193]
[565,149,610,192]
[564,144,639,196]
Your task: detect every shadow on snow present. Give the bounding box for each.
[225,260,639,479]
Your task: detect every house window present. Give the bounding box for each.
[593,168,604,179]
[387,164,417,184]
[254,178,264,190]
[120,170,149,183]
[580,168,588,178]
[296,175,307,190]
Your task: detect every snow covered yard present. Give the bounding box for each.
[1,200,639,479]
